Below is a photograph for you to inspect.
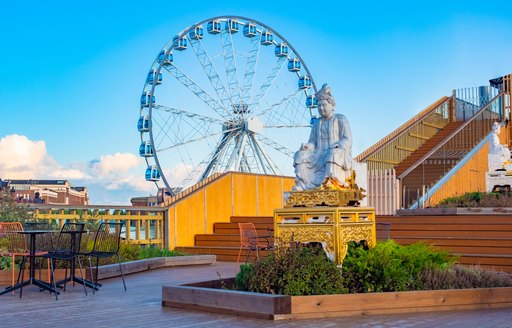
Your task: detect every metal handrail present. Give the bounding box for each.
[398,92,504,180]
[356,97,450,162]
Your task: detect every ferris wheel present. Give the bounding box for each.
[138,16,318,195]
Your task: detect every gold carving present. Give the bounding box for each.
[285,188,366,208]
[276,226,335,256]
[274,207,376,266]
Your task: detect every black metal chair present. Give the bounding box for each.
[84,222,126,293]
[36,222,87,299]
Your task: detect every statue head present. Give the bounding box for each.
[493,121,501,134]
[315,83,335,118]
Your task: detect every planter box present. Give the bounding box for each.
[0,268,71,284]
[0,255,216,284]
[86,255,216,280]
[397,207,512,216]
[162,279,512,320]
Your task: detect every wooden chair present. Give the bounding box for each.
[0,222,48,294]
[237,223,272,265]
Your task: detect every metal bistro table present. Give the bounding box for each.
[0,230,59,296]
[54,229,98,291]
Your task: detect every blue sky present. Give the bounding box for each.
[1,1,511,204]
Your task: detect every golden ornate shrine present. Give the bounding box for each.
[274,206,376,266]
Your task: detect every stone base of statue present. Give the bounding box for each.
[273,206,376,266]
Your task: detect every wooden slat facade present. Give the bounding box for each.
[377,215,512,273]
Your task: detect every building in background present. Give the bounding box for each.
[2,179,88,205]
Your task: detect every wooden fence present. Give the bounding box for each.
[32,205,166,248]
[367,169,400,215]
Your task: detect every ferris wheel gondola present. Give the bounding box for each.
[138,16,317,195]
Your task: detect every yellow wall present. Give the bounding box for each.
[166,172,295,248]
[429,122,512,205]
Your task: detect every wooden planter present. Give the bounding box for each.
[162,279,512,320]
[0,268,71,285]
[0,255,216,284]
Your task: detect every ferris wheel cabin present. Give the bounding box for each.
[288,58,301,72]
[157,50,173,66]
[207,20,222,34]
[260,31,273,45]
[140,92,155,108]
[137,115,150,132]
[145,165,161,181]
[306,95,317,108]
[189,25,204,40]
[225,19,239,33]
[243,23,257,37]
[146,69,162,85]
[275,43,289,57]
[173,36,187,51]
[139,141,154,157]
[298,75,312,89]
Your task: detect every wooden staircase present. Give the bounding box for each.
[177,216,274,262]
[377,215,512,273]
[395,121,464,176]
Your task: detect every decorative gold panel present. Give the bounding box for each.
[274,206,376,266]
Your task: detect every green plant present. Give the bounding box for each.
[341,240,455,293]
[235,241,345,295]
[420,264,512,289]
[438,192,512,208]
[138,247,187,259]
[0,189,35,222]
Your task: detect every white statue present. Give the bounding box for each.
[489,121,511,171]
[293,84,353,191]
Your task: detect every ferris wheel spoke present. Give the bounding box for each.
[188,36,234,112]
[220,28,242,108]
[249,133,281,175]
[152,108,218,151]
[163,64,230,118]
[255,89,301,118]
[262,94,310,128]
[240,33,262,106]
[254,133,294,157]
[154,104,224,124]
[264,124,310,128]
[249,57,287,109]
[199,129,239,180]
[156,127,239,153]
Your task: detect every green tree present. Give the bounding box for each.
[0,189,34,222]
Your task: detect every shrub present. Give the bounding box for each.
[341,240,455,293]
[420,264,512,289]
[0,189,35,222]
[235,242,345,295]
[438,192,512,208]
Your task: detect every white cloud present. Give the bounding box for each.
[0,134,156,204]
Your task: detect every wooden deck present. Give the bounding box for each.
[1,262,511,327]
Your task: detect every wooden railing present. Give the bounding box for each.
[31,205,166,248]
[355,97,451,171]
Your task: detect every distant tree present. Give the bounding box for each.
[0,189,34,222]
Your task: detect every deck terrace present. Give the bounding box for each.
[0,262,511,327]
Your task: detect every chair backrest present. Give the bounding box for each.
[92,222,124,254]
[24,221,51,230]
[238,223,259,248]
[24,221,53,252]
[54,222,85,253]
[0,222,28,254]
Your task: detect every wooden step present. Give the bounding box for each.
[377,216,512,224]
[395,121,464,176]
[213,222,273,235]
[229,216,274,224]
